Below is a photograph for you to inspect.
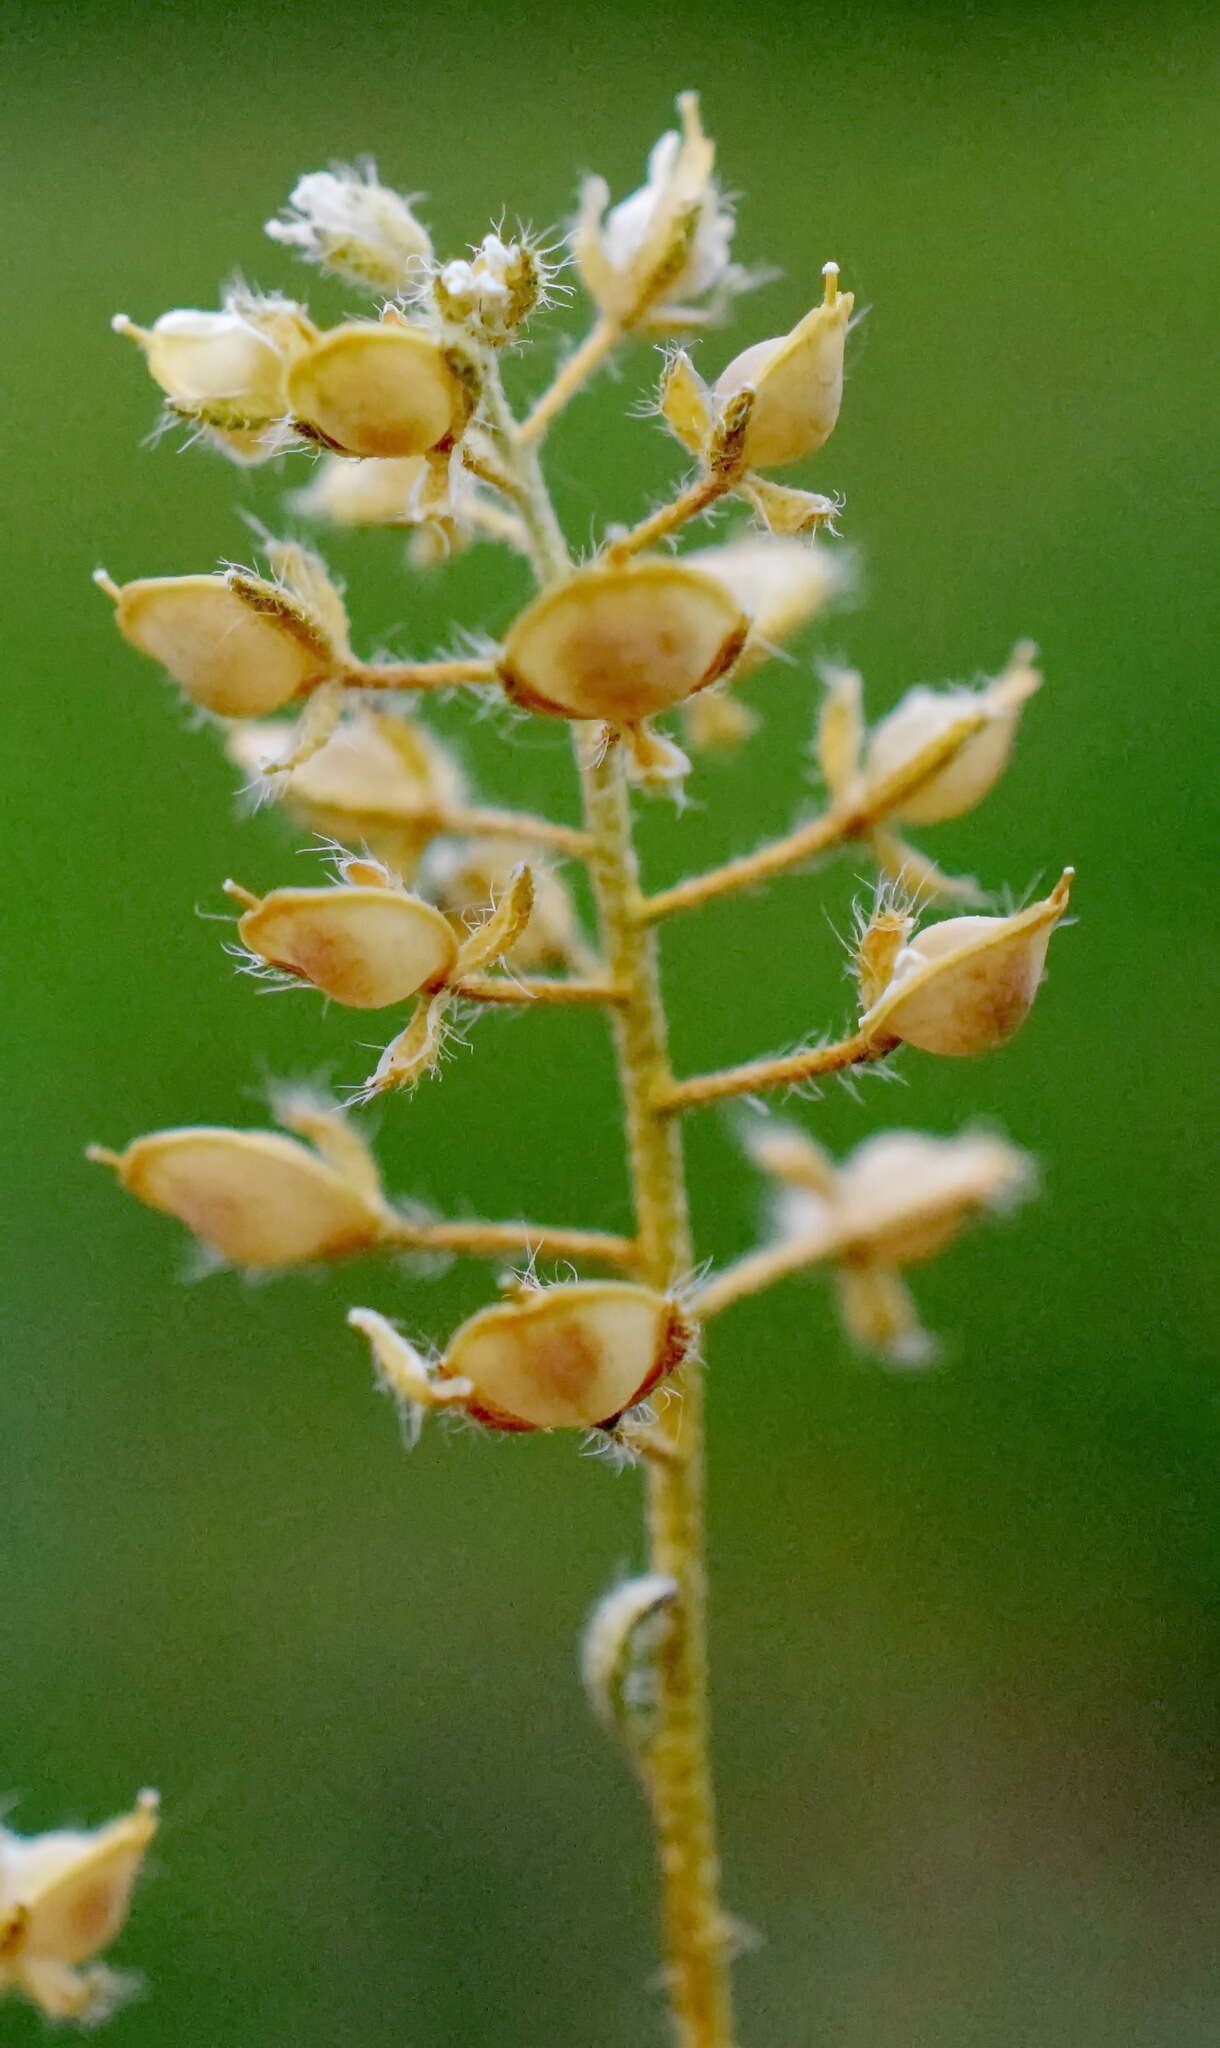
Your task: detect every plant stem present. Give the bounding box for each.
[518,316,623,445]
[577,729,736,2048]
[485,354,737,2046]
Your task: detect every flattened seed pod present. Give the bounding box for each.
[287,322,466,458]
[237,883,460,1008]
[499,557,748,724]
[859,872,1073,1057]
[107,572,338,716]
[440,1281,695,1431]
[91,1128,387,1267]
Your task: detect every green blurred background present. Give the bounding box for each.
[3,1,1217,2040]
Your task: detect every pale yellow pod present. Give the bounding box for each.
[859,872,1073,1056]
[230,710,465,851]
[829,1130,1035,1265]
[294,453,430,525]
[441,1282,694,1431]
[110,574,336,716]
[685,536,839,662]
[863,658,1041,827]
[499,557,748,723]
[2,1794,158,1971]
[115,308,290,420]
[238,883,459,1007]
[714,277,853,470]
[287,323,465,458]
[91,1127,388,1267]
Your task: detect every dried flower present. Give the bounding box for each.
[88,1121,390,1268]
[0,1791,158,2023]
[858,870,1074,1056]
[714,263,853,470]
[97,545,351,718]
[287,320,469,459]
[499,556,748,723]
[434,232,548,341]
[351,1282,695,1433]
[266,165,433,292]
[573,92,737,329]
[230,863,460,1009]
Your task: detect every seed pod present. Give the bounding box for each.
[439,1281,695,1431]
[101,570,341,717]
[294,453,430,525]
[228,710,465,875]
[499,557,748,724]
[89,1127,388,1268]
[714,265,853,470]
[581,1574,679,1760]
[235,879,459,1008]
[112,306,298,423]
[686,535,840,670]
[858,870,1073,1056]
[861,646,1041,827]
[0,1792,158,2022]
[287,322,466,458]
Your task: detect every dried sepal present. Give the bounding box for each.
[88,1120,391,1268]
[361,989,453,1099]
[499,556,748,724]
[451,861,535,973]
[423,840,591,972]
[658,348,713,452]
[738,473,842,537]
[286,320,469,459]
[581,1574,679,1763]
[858,870,1074,1056]
[623,722,692,792]
[230,865,460,1009]
[98,547,350,718]
[347,1307,473,1445]
[572,92,738,329]
[713,262,853,470]
[266,165,432,293]
[0,1791,158,2024]
[437,1281,697,1432]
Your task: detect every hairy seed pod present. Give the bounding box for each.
[287,323,466,458]
[499,557,748,723]
[859,871,1073,1056]
[439,1282,696,1431]
[104,571,340,716]
[88,1127,388,1268]
[236,882,460,1008]
[714,265,853,470]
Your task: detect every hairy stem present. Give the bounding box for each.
[488,356,737,2046]
[659,1030,888,1114]
[578,730,736,2048]
[518,316,623,444]
[640,807,856,924]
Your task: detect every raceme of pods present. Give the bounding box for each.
[81,94,1076,2047]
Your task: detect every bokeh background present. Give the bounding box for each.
[2,1,1217,2041]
